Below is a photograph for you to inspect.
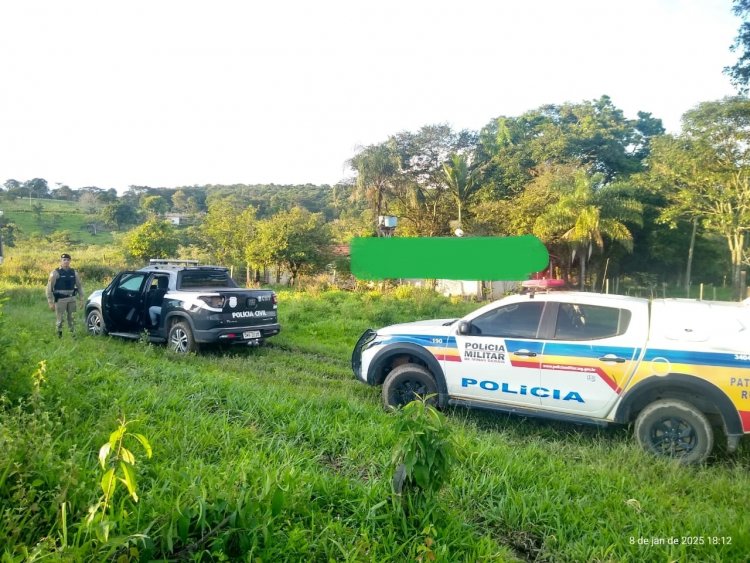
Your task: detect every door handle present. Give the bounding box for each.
[513,350,537,357]
[598,354,626,363]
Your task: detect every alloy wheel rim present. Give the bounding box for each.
[395,379,427,405]
[171,328,188,353]
[87,313,102,335]
[649,416,696,456]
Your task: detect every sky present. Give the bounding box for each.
[0,0,743,193]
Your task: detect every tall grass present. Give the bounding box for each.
[0,285,748,560]
[0,245,126,287]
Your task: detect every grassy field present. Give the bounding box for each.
[1,283,748,562]
[0,198,114,245]
[0,245,127,287]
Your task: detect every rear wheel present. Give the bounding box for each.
[168,321,198,354]
[634,399,714,464]
[86,309,107,336]
[382,364,438,409]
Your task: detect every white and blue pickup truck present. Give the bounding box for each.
[352,291,750,463]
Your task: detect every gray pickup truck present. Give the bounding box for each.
[85,260,280,353]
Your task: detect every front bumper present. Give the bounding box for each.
[352,329,376,381]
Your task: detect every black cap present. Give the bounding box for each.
[61,253,71,259]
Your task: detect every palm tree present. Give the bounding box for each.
[534,169,642,290]
[442,153,480,229]
[348,142,399,235]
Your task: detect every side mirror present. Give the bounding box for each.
[457,321,472,335]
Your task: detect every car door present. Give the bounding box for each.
[102,271,149,332]
[446,300,548,407]
[539,301,641,417]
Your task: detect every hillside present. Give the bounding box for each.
[0,198,114,245]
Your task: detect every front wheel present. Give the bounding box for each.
[382,364,438,409]
[634,399,714,464]
[86,309,107,336]
[168,321,198,354]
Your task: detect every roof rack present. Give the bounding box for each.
[148,259,200,266]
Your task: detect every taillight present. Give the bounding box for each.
[272,293,277,305]
[198,295,225,309]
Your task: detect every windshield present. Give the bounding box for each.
[178,270,237,289]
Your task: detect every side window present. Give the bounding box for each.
[471,302,545,338]
[148,275,170,291]
[117,273,147,292]
[554,303,631,340]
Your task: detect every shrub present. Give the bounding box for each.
[391,398,459,496]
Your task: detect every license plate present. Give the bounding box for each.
[243,330,261,339]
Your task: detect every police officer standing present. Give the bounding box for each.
[46,253,84,338]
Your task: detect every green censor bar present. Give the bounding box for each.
[350,235,549,280]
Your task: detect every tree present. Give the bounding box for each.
[99,202,138,230]
[247,207,330,286]
[100,188,119,204]
[349,142,399,235]
[392,124,476,188]
[0,221,18,247]
[52,184,75,200]
[171,189,189,213]
[79,191,102,215]
[646,98,750,299]
[725,0,750,93]
[442,153,480,228]
[387,125,477,236]
[140,195,169,217]
[24,178,50,199]
[200,198,256,282]
[474,96,655,199]
[534,168,643,290]
[3,179,21,192]
[31,202,43,222]
[122,219,179,263]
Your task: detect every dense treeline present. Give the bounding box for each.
[2,95,749,296]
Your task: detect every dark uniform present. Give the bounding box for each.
[46,254,84,337]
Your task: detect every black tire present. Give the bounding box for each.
[168,321,198,354]
[86,309,107,336]
[634,399,714,464]
[381,363,438,409]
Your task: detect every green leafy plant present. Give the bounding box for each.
[31,360,47,396]
[391,397,458,496]
[87,418,152,542]
[416,524,438,562]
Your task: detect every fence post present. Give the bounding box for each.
[699,283,704,300]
